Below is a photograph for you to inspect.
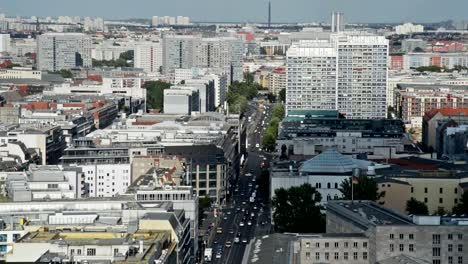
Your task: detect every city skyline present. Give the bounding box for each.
[2,0,468,23]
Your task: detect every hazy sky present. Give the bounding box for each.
[2,0,468,23]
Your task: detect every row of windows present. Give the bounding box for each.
[306,241,367,248]
[389,244,415,252]
[305,251,367,261]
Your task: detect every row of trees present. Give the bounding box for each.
[227,73,260,114]
[262,105,285,151]
[144,81,171,111]
[406,191,468,216]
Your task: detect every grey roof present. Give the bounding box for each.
[299,149,357,174]
[248,233,295,264]
[377,255,431,264]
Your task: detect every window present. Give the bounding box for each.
[334,242,339,248]
[409,234,414,240]
[455,199,458,204]
[432,247,440,257]
[399,244,404,252]
[449,234,453,240]
[390,234,394,239]
[433,234,441,245]
[344,242,349,248]
[425,197,428,203]
[353,252,358,260]
[305,252,310,259]
[315,252,320,260]
[425,187,428,193]
[458,234,463,240]
[87,248,96,256]
[327,183,331,189]
[12,233,20,242]
[353,242,358,248]
[77,249,82,255]
[411,187,414,193]
[440,188,443,194]
[334,252,339,260]
[409,244,414,252]
[325,242,329,248]
[399,234,404,239]
[449,244,453,252]
[363,242,367,248]
[113,248,119,256]
[325,252,329,260]
[315,242,320,248]
[433,260,441,264]
[0,234,6,242]
[458,256,463,264]
[344,252,349,260]
[455,188,458,194]
[363,252,368,260]
[71,249,75,255]
[449,256,453,264]
[458,244,463,252]
[439,198,443,204]
[390,244,394,252]
[305,242,310,248]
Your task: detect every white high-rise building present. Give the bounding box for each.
[134,42,163,73]
[395,23,424,35]
[151,16,160,27]
[0,34,11,53]
[162,34,199,74]
[331,12,345,32]
[37,33,92,72]
[286,33,389,119]
[176,16,190,25]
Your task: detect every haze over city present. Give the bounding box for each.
[2,0,468,23]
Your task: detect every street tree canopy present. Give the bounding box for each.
[406,198,428,215]
[339,175,385,201]
[145,81,171,111]
[272,183,325,233]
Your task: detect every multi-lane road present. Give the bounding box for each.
[203,100,274,263]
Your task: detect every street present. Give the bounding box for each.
[203,100,275,263]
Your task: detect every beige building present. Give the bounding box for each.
[0,105,19,125]
[269,67,286,96]
[377,178,412,214]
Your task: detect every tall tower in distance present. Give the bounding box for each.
[268,1,271,28]
[331,12,345,32]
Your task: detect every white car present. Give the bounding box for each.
[234,237,240,243]
[255,143,260,148]
[240,222,245,227]
[247,221,252,226]
[216,253,222,259]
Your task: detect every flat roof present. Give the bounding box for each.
[327,201,414,229]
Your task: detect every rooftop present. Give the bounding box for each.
[299,148,357,174]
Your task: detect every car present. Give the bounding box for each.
[229,229,234,234]
[251,212,255,217]
[227,211,231,215]
[247,221,252,226]
[223,216,228,220]
[252,178,256,182]
[248,183,252,187]
[225,241,232,248]
[213,240,219,244]
[239,222,245,227]
[216,253,222,259]
[240,193,245,196]
[255,143,260,148]
[216,227,223,234]
[236,207,241,211]
[253,206,258,210]
[242,201,246,205]
[242,238,248,243]
[241,208,245,212]
[237,232,242,237]
[234,237,240,243]
[245,173,252,177]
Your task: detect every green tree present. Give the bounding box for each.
[272,105,285,120]
[58,69,73,78]
[413,47,425,52]
[406,198,428,215]
[145,81,171,111]
[452,191,468,215]
[416,65,443,73]
[258,169,270,197]
[278,88,286,102]
[119,50,134,61]
[272,183,325,233]
[339,176,385,201]
[198,196,212,227]
[262,132,276,152]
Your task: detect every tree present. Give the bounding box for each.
[452,191,468,215]
[406,198,428,215]
[119,50,134,61]
[272,183,325,233]
[339,176,385,201]
[58,69,73,78]
[272,105,285,120]
[262,132,276,152]
[144,81,171,111]
[413,47,425,52]
[415,65,443,73]
[198,196,212,227]
[258,169,270,197]
[278,88,286,103]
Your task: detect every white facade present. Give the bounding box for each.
[37,33,92,72]
[0,34,11,53]
[134,42,163,73]
[286,33,388,119]
[78,163,131,198]
[0,68,41,80]
[395,23,424,35]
